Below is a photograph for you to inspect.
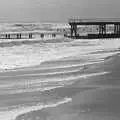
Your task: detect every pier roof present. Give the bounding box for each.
[69,18,120,25]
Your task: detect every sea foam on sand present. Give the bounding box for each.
[0,97,72,120]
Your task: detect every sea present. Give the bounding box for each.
[0,22,120,120]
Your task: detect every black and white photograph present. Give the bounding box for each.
[0,0,120,120]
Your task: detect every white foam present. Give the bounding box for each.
[0,38,102,71]
[0,37,120,71]
[0,43,69,70]
[0,97,72,120]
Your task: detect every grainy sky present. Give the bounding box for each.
[0,0,120,22]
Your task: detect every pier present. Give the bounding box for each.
[0,31,61,40]
[68,18,120,39]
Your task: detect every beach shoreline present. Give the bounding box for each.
[14,53,120,120]
[0,35,120,120]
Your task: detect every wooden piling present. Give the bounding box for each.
[29,33,33,39]
[41,33,44,38]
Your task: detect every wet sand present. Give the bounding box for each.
[14,53,120,120]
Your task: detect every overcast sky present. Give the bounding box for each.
[0,0,120,22]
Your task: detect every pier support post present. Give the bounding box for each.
[29,33,32,39]
[114,24,117,34]
[17,34,19,39]
[41,33,44,39]
[114,24,120,36]
[5,34,11,39]
[5,34,7,39]
[117,24,120,34]
[70,24,77,38]
[8,34,10,39]
[99,24,106,36]
[19,34,21,39]
[103,24,106,34]
[114,24,120,34]
[70,25,73,37]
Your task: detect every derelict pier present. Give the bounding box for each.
[68,18,120,39]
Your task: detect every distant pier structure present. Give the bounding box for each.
[0,31,61,40]
[68,18,120,39]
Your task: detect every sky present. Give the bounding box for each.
[0,0,120,22]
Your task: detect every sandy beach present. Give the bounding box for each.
[13,53,120,120]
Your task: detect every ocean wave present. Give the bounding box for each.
[0,97,72,120]
[0,67,84,79]
[0,39,104,71]
[0,71,109,95]
[0,38,119,71]
[0,60,104,73]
